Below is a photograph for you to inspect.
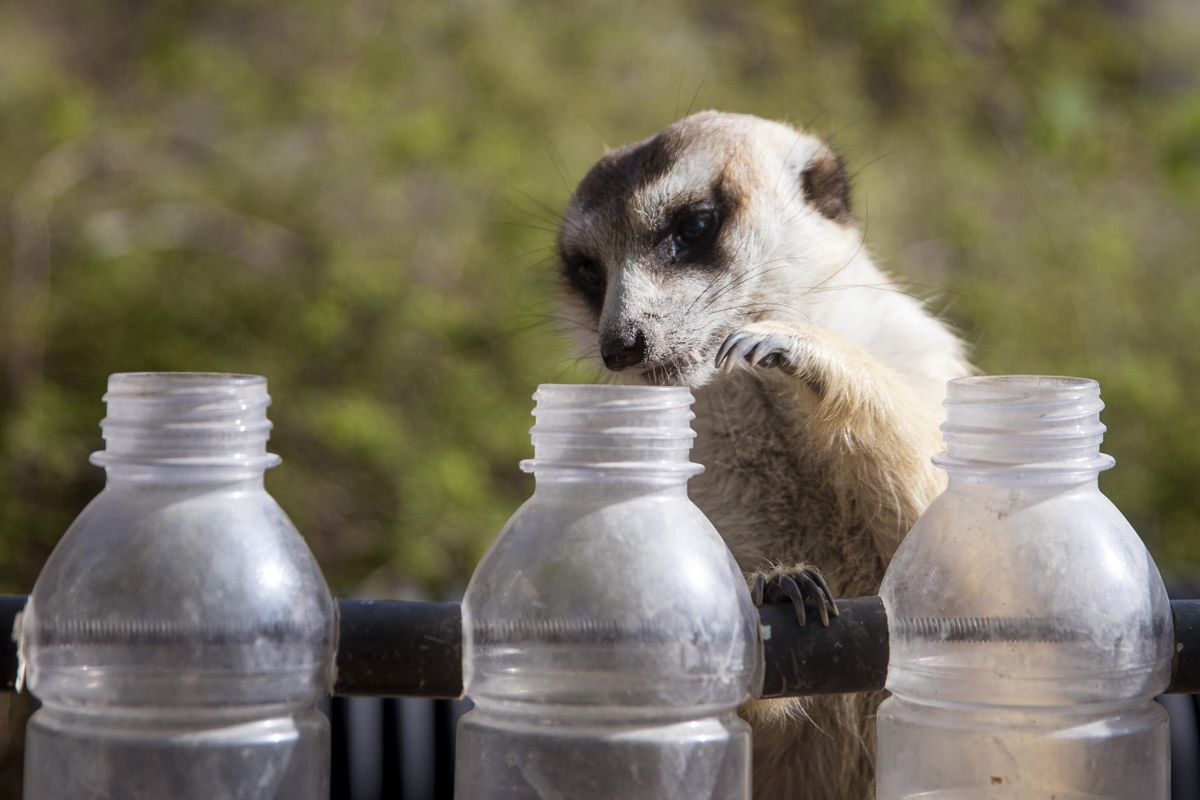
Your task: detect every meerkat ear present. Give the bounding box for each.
[801,148,852,224]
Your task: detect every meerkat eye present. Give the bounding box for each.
[568,256,604,293]
[674,209,718,249]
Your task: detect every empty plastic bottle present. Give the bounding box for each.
[456,384,760,799]
[21,373,337,800]
[877,376,1173,799]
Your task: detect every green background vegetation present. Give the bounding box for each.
[1,1,1199,626]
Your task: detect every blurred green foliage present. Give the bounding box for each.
[1,0,1199,610]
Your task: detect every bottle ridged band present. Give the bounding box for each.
[91,372,281,472]
[521,384,703,475]
[935,375,1115,476]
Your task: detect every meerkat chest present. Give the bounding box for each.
[686,378,842,571]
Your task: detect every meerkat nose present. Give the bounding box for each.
[600,329,647,371]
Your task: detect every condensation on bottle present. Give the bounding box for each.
[877,376,1173,799]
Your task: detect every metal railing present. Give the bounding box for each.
[4,595,1198,698]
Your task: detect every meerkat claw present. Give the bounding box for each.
[747,334,794,368]
[751,573,766,606]
[715,332,750,373]
[751,566,839,627]
[794,571,832,626]
[716,331,767,373]
[717,330,802,375]
[806,568,839,619]
[778,575,809,626]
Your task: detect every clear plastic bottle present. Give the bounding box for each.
[455,384,760,799]
[877,376,1173,800]
[20,373,337,800]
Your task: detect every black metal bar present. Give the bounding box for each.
[335,599,462,698]
[1,595,1198,698]
[759,597,888,698]
[1169,600,1200,694]
[0,595,25,692]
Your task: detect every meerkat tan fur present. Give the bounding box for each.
[554,111,972,798]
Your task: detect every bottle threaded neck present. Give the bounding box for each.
[935,375,1115,480]
[520,384,702,477]
[91,372,281,476]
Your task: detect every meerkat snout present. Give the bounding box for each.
[600,329,648,370]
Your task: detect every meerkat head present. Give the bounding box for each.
[556,110,862,387]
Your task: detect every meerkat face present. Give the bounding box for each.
[556,111,860,388]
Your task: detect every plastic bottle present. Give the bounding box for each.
[21,373,337,800]
[455,384,760,799]
[877,376,1173,799]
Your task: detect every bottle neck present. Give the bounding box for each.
[91,372,281,483]
[520,384,702,491]
[936,375,1115,486]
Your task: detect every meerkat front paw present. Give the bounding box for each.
[715,322,812,375]
[749,564,839,627]
[715,321,836,399]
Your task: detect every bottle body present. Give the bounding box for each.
[456,385,759,799]
[26,704,329,800]
[22,373,336,800]
[877,376,1172,800]
[456,706,749,800]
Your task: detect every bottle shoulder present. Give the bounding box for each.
[462,489,759,707]
[882,483,1173,703]
[32,484,330,615]
[466,491,743,617]
[24,482,336,707]
[885,483,1162,611]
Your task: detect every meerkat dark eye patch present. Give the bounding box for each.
[571,131,682,214]
[801,150,852,224]
[561,253,606,311]
[656,178,740,268]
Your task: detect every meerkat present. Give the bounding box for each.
[553,111,972,799]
